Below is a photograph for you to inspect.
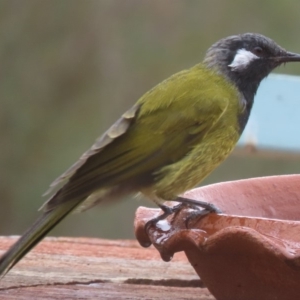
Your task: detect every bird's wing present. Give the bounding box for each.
[42,66,233,211]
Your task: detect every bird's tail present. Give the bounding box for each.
[0,200,80,277]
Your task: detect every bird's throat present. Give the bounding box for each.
[237,94,255,134]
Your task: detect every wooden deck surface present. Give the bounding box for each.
[0,236,215,299]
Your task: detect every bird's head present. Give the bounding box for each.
[204,33,300,101]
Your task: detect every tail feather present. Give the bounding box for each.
[0,201,80,277]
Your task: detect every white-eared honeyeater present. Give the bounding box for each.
[1,33,300,277]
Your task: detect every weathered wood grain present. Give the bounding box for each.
[0,236,214,299]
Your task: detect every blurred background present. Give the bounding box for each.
[1,0,300,239]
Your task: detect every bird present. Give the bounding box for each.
[1,33,300,277]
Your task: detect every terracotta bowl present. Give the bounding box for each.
[134,175,300,300]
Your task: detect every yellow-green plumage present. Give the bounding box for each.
[46,64,241,210]
[0,63,241,277]
[2,32,297,278]
[137,64,241,200]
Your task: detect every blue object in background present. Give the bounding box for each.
[238,74,300,154]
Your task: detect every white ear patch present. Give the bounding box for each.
[228,48,259,71]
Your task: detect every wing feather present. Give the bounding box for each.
[42,64,235,211]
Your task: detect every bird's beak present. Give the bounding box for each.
[273,51,300,63]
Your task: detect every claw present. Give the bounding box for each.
[144,197,221,233]
[175,196,222,214]
[184,208,213,228]
[173,196,222,228]
[144,203,182,233]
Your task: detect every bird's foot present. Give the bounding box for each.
[144,203,182,233]
[183,208,213,228]
[173,196,222,228]
[144,197,221,232]
[174,196,222,213]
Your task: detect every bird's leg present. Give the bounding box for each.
[145,203,182,232]
[144,197,222,232]
[174,196,222,227]
[174,196,222,213]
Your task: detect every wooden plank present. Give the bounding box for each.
[0,236,214,299]
[0,283,214,300]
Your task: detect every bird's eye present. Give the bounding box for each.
[253,46,263,56]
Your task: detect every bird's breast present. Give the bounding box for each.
[151,121,240,200]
